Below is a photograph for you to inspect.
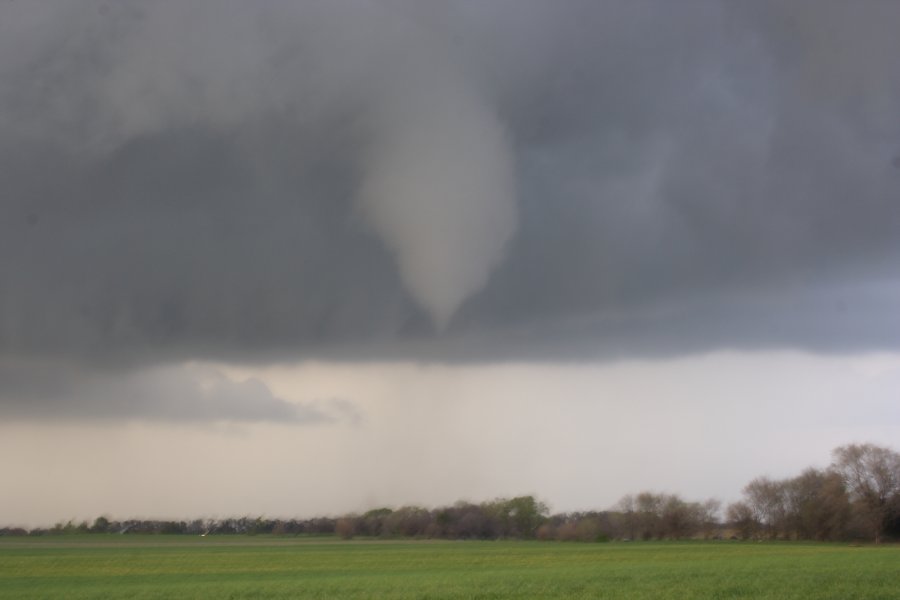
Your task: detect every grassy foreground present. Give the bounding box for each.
[1,536,898,599]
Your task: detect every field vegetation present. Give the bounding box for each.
[1,537,899,599]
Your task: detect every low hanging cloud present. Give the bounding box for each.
[0,0,899,379]
[0,360,356,424]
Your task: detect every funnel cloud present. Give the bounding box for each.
[360,76,516,329]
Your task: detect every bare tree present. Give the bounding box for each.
[726,501,758,540]
[659,495,695,539]
[698,499,722,539]
[636,492,664,540]
[614,494,637,540]
[831,443,900,543]
[784,468,851,541]
[743,477,789,539]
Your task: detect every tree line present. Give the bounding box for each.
[3,443,898,543]
[728,443,900,543]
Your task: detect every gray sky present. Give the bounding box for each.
[1,0,899,526]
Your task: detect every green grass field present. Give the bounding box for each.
[1,536,897,599]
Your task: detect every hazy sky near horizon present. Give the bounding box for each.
[2,0,900,526]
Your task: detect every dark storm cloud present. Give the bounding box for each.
[1,0,899,376]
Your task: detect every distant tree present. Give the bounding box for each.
[335,517,356,540]
[784,468,851,541]
[698,499,722,539]
[271,520,287,535]
[659,495,699,539]
[885,494,900,538]
[91,516,110,534]
[504,496,548,539]
[384,506,431,537]
[726,501,758,540]
[478,496,547,539]
[159,520,187,535]
[635,492,664,540]
[535,523,556,541]
[614,495,637,540]
[456,503,491,539]
[743,477,789,539]
[53,520,89,535]
[360,508,393,537]
[831,443,900,543]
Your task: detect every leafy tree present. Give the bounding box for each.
[504,496,548,539]
[91,516,110,533]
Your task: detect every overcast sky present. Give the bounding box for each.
[2,0,899,527]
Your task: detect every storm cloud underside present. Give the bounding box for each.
[2,0,900,417]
